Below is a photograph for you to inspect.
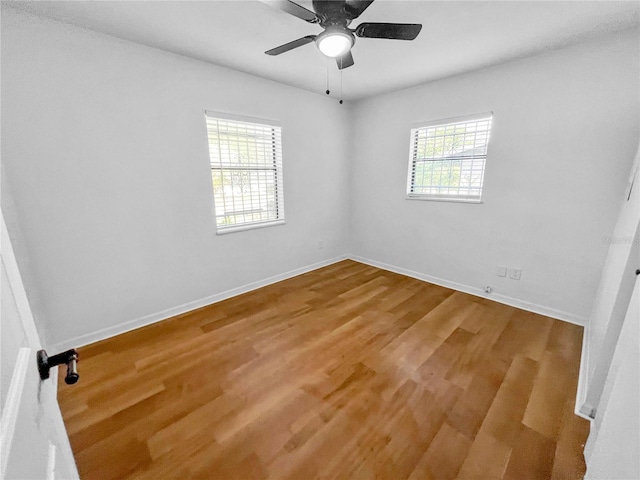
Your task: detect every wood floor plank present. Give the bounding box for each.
[550,398,588,480]
[456,431,512,479]
[522,351,572,439]
[418,422,473,480]
[58,259,589,479]
[477,355,539,446]
[503,425,557,480]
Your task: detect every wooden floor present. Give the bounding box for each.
[58,260,589,479]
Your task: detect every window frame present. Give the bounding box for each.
[405,112,493,204]
[205,111,285,235]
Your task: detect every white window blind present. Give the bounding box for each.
[407,114,493,202]
[205,113,285,233]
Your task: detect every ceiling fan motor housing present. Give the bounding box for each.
[312,0,355,27]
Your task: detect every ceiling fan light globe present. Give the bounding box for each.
[317,32,353,58]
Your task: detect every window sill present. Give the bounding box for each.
[405,195,483,204]
[216,219,286,235]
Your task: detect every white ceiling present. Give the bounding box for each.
[5,0,639,101]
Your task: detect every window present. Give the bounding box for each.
[205,112,285,233]
[407,113,493,202]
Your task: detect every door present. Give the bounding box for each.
[584,275,640,478]
[1,213,79,479]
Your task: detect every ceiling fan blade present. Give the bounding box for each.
[265,35,317,56]
[263,0,319,23]
[344,0,374,20]
[336,51,354,70]
[355,22,422,40]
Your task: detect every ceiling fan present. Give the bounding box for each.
[264,0,422,70]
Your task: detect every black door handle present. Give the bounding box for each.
[37,349,79,385]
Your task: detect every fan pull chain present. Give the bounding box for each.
[339,62,343,105]
[325,62,330,95]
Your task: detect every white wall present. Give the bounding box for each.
[349,29,640,323]
[1,8,351,350]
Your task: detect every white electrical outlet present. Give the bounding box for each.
[508,268,522,280]
[496,266,507,277]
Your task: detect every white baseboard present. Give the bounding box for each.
[348,255,587,327]
[52,252,587,353]
[575,322,593,420]
[51,255,348,352]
